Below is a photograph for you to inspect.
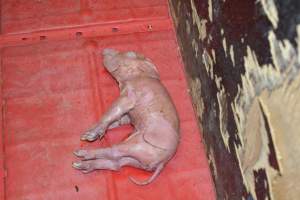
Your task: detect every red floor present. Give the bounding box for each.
[0,1,215,199]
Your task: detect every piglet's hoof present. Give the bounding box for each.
[80,129,105,142]
[80,131,98,142]
[73,149,88,158]
[72,161,94,173]
[74,149,95,160]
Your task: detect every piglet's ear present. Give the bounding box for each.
[139,61,160,79]
[103,48,119,56]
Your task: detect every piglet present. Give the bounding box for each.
[73,49,180,185]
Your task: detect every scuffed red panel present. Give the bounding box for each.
[4,91,108,200]
[2,51,92,99]
[0,0,216,199]
[2,0,166,21]
[0,55,4,200]
[1,0,168,34]
[2,0,80,21]
[0,30,215,200]
[88,0,167,10]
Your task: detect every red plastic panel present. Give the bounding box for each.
[1,0,168,34]
[0,31,215,200]
[0,0,215,199]
[0,55,4,200]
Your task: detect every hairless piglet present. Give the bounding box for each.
[72,49,180,185]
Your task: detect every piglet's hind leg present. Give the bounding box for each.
[74,142,130,160]
[74,146,119,160]
[72,157,143,173]
[73,159,120,173]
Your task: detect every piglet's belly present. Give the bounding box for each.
[133,113,179,151]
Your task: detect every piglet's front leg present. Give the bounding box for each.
[81,94,135,142]
[108,115,131,130]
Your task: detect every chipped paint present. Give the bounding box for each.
[230,45,235,66]
[221,29,228,56]
[216,75,230,152]
[260,72,300,200]
[232,25,300,199]
[208,0,213,22]
[189,77,205,121]
[191,0,208,41]
[208,35,213,43]
[238,98,263,173]
[186,20,191,35]
[170,0,300,198]
[258,94,282,172]
[208,147,218,179]
[215,75,222,90]
[234,142,249,191]
[237,97,277,200]
[202,49,214,79]
[176,0,182,13]
[192,38,199,57]
[222,37,228,56]
[260,0,279,29]
[169,0,179,28]
[211,49,216,63]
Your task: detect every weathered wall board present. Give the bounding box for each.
[169,0,300,199]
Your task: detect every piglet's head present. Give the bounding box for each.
[103,48,160,83]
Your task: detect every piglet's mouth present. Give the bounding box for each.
[104,65,119,73]
[107,67,119,73]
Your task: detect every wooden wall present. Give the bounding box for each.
[169,0,300,199]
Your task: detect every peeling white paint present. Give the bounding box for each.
[260,0,279,29]
[186,20,191,35]
[230,45,235,66]
[215,75,222,90]
[222,37,228,56]
[192,38,199,57]
[216,75,230,152]
[191,0,208,41]
[234,142,249,190]
[208,34,213,44]
[234,96,278,200]
[260,72,300,200]
[208,0,213,22]
[232,25,300,200]
[211,49,216,63]
[176,1,181,13]
[202,49,214,79]
[189,77,205,121]
[208,147,218,179]
[233,28,300,141]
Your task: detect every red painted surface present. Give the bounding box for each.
[0,0,215,199]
